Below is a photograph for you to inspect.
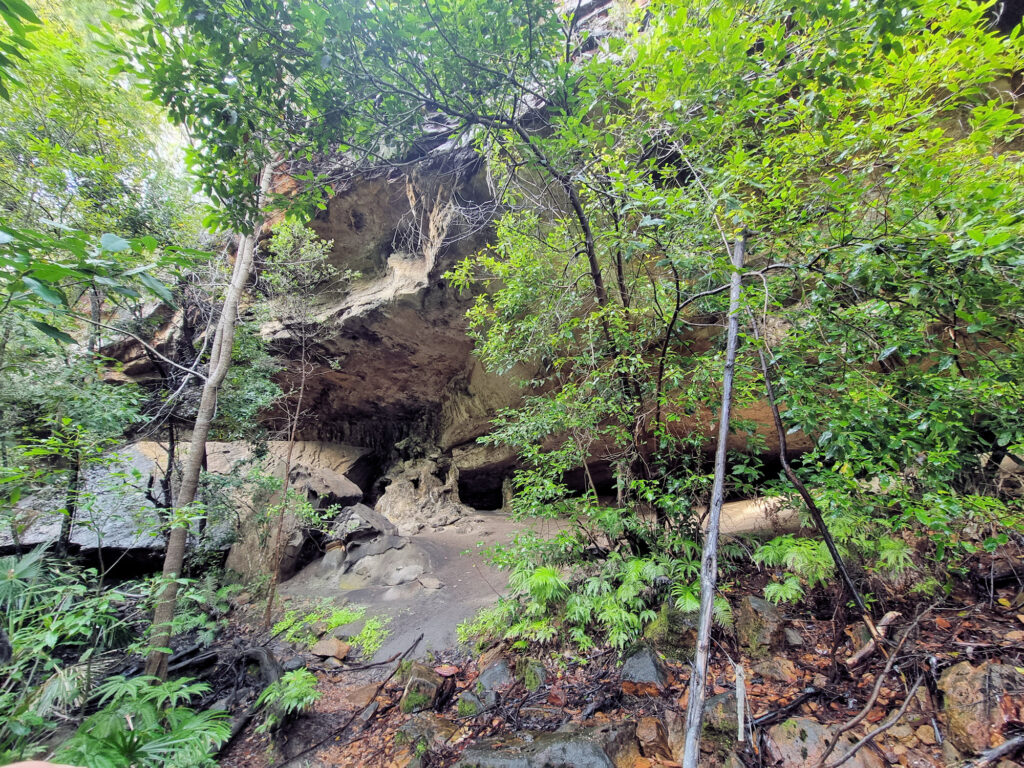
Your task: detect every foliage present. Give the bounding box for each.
[56,675,229,768]
[350,615,391,658]
[272,602,367,647]
[0,548,143,761]
[254,668,320,734]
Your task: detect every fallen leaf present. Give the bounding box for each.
[434,664,459,677]
[935,617,952,630]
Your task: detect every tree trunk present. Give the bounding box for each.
[143,168,272,679]
[681,234,745,768]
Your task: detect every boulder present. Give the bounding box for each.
[704,691,740,734]
[938,661,1024,754]
[310,637,351,660]
[515,658,547,692]
[477,657,515,695]
[636,716,671,760]
[454,722,638,768]
[753,657,801,685]
[621,646,668,696]
[643,604,698,660]
[734,596,784,657]
[767,717,884,768]
[401,662,445,714]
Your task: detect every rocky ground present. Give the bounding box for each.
[209,511,1024,768]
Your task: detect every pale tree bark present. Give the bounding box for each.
[681,234,745,768]
[144,167,274,679]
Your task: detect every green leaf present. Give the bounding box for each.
[139,272,175,305]
[99,233,131,253]
[22,275,66,306]
[28,320,76,345]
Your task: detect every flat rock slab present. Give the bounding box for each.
[767,717,884,768]
[455,723,638,768]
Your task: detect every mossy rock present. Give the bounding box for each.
[515,658,547,692]
[642,604,698,661]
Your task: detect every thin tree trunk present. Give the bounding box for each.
[263,340,308,627]
[751,322,880,637]
[681,234,745,768]
[144,167,273,679]
[56,452,80,558]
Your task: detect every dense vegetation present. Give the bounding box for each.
[0,0,1021,765]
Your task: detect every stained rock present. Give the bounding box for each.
[477,658,514,694]
[735,595,784,657]
[784,627,805,647]
[642,604,698,660]
[767,717,884,768]
[753,657,800,685]
[401,662,445,713]
[515,658,547,692]
[704,691,739,734]
[396,712,459,751]
[938,661,1024,754]
[310,637,351,660]
[621,646,668,696]
[454,722,638,768]
[636,716,671,760]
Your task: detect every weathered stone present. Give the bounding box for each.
[454,723,638,768]
[477,658,514,694]
[663,709,685,758]
[621,646,667,696]
[636,716,671,760]
[401,662,444,713]
[784,627,805,647]
[516,659,547,692]
[939,661,1024,754]
[310,637,351,660]
[457,691,485,717]
[344,683,380,711]
[734,596,784,657]
[915,724,937,746]
[396,712,459,751]
[767,717,884,768]
[282,655,306,672]
[643,604,698,660]
[753,657,800,685]
[419,576,444,589]
[704,691,739,733]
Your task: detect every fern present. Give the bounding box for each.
[255,669,320,734]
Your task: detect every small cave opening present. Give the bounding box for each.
[457,472,505,511]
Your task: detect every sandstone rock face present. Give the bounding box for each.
[767,717,884,768]
[938,661,1024,754]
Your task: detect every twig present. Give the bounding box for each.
[845,611,901,667]
[964,733,1024,767]
[816,612,923,767]
[275,633,423,767]
[825,673,924,768]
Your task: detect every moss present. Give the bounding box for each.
[643,604,697,661]
[516,658,546,692]
[457,698,479,717]
[401,689,433,714]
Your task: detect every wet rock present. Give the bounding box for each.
[753,656,800,685]
[621,645,668,696]
[642,604,698,660]
[396,712,459,751]
[477,658,514,694]
[735,596,784,657]
[311,637,350,660]
[636,716,671,760]
[939,661,1024,754]
[784,627,805,647]
[282,655,306,672]
[401,662,444,713]
[454,722,638,768]
[457,691,485,716]
[704,691,739,733]
[516,659,547,692]
[767,717,884,768]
